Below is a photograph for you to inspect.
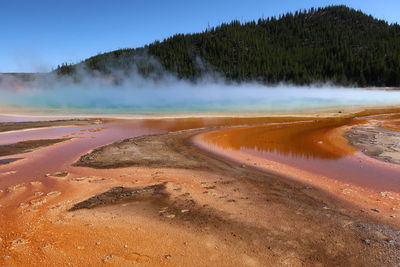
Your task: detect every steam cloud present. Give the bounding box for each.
[1,62,400,115]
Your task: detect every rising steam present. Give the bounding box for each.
[1,63,400,115]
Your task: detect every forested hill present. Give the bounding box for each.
[56,5,400,87]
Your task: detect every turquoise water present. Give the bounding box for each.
[1,83,400,115]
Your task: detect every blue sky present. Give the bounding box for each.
[1,0,398,72]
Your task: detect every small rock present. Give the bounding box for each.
[12,238,27,247]
[390,214,397,218]
[71,177,86,182]
[380,191,389,196]
[124,244,128,248]
[371,208,380,213]
[317,141,324,144]
[30,181,42,185]
[165,214,175,219]
[3,171,16,175]
[181,209,190,213]
[9,184,26,191]
[47,191,61,197]
[102,255,113,262]
[164,254,172,259]
[96,242,101,246]
[34,191,44,196]
[3,255,10,260]
[363,239,371,244]
[19,202,28,208]
[30,198,47,206]
[45,171,69,178]
[341,188,353,194]
[72,176,109,183]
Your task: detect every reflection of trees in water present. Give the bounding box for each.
[240,146,340,160]
[205,120,355,160]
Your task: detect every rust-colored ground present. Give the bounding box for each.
[0,109,400,266]
[197,112,400,224]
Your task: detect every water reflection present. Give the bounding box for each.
[203,119,356,160]
[201,117,400,191]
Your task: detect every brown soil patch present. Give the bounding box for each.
[0,138,70,157]
[0,119,101,133]
[69,184,167,211]
[0,158,23,165]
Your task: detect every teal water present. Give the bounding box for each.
[1,84,400,115]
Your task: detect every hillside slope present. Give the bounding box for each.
[56,6,400,87]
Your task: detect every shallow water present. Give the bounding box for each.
[201,117,400,192]
[2,112,400,194]
[0,121,162,188]
[0,116,311,189]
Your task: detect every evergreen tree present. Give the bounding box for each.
[55,5,400,87]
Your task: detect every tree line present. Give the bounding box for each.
[56,5,400,87]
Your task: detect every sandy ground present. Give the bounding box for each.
[1,111,400,266]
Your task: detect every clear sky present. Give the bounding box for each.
[1,0,398,72]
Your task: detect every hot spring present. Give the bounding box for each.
[1,75,400,116]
